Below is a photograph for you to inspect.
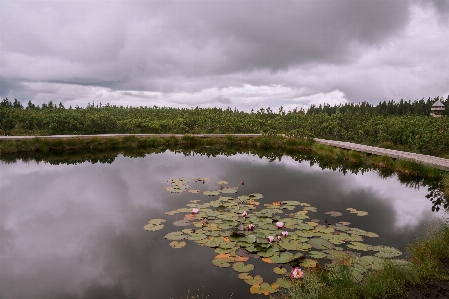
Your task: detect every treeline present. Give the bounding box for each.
[1,96,448,156]
[307,96,449,116]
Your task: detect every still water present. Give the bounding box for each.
[0,151,445,299]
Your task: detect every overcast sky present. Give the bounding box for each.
[1,0,449,111]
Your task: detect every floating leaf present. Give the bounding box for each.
[275,278,293,289]
[187,234,207,241]
[245,274,263,286]
[164,231,186,240]
[365,231,379,238]
[232,262,254,273]
[309,238,335,250]
[325,211,343,217]
[143,222,165,231]
[372,246,402,258]
[300,258,318,268]
[262,257,275,264]
[220,188,238,194]
[173,220,192,227]
[169,241,186,249]
[164,187,185,193]
[203,191,220,196]
[346,208,368,216]
[270,252,293,264]
[238,272,252,280]
[212,258,232,268]
[273,266,287,275]
[347,242,370,251]
[309,251,327,259]
[260,282,277,294]
[279,238,304,251]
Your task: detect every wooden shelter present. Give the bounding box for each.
[430,99,445,117]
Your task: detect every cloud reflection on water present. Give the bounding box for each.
[0,152,444,299]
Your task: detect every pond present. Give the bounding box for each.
[0,151,445,299]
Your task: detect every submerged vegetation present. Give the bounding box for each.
[1,96,449,156]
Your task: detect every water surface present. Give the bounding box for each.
[0,152,444,299]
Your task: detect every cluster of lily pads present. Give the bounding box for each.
[144,177,403,295]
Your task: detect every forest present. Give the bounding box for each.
[1,96,448,156]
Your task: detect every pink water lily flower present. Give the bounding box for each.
[282,231,289,237]
[267,236,275,243]
[192,208,199,214]
[241,211,248,218]
[277,236,282,241]
[275,221,284,229]
[248,224,254,231]
[290,267,304,279]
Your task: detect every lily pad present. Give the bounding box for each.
[169,241,186,249]
[273,266,287,275]
[309,251,327,259]
[232,262,255,273]
[372,246,402,258]
[164,231,186,240]
[203,191,220,196]
[220,188,238,194]
[300,258,318,268]
[173,219,192,226]
[143,221,165,231]
[245,274,263,286]
[238,272,252,280]
[270,252,293,264]
[347,242,370,251]
[325,211,343,217]
[309,238,335,250]
[275,278,293,289]
[212,258,232,268]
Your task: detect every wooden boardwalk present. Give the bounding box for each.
[314,138,449,171]
[1,134,448,171]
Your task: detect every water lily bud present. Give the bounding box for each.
[290,267,304,279]
[241,211,248,218]
[282,231,289,237]
[248,224,254,231]
[192,208,199,214]
[277,236,282,241]
[275,221,284,229]
[267,236,275,243]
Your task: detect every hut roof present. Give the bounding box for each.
[432,100,445,107]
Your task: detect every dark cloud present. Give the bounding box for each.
[212,95,232,104]
[0,0,448,108]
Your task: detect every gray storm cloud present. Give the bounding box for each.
[1,0,448,109]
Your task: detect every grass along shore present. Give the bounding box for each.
[280,220,449,299]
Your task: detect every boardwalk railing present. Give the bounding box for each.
[314,138,449,171]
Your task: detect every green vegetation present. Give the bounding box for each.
[1,96,448,156]
[147,177,407,296]
[282,220,449,299]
